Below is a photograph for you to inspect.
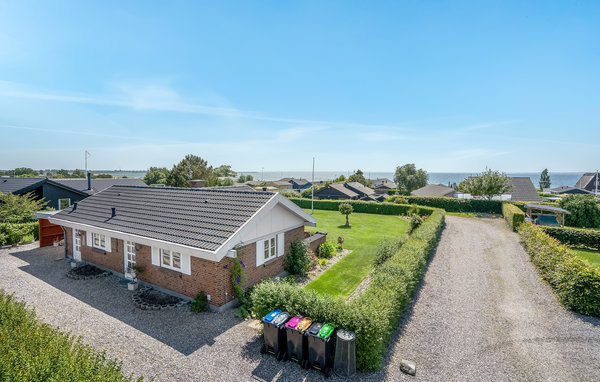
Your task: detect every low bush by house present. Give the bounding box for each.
[252,209,445,370]
[502,203,525,231]
[518,224,600,317]
[288,198,436,216]
[0,290,141,381]
[0,222,39,246]
[541,226,600,250]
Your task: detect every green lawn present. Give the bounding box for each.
[570,248,600,267]
[304,209,409,299]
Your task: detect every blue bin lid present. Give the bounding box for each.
[262,309,281,323]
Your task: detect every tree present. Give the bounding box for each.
[12,168,36,177]
[214,165,237,178]
[393,164,428,192]
[457,168,512,200]
[92,173,113,179]
[333,174,346,183]
[339,203,354,227]
[237,174,254,183]
[71,169,86,178]
[143,167,170,185]
[539,168,551,191]
[166,154,217,187]
[558,195,600,228]
[217,177,234,186]
[0,192,48,223]
[55,169,70,178]
[347,170,369,186]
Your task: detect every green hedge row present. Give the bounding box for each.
[541,226,600,250]
[252,209,446,370]
[386,195,556,214]
[502,203,525,231]
[518,224,600,317]
[289,198,436,216]
[0,290,141,381]
[0,222,39,246]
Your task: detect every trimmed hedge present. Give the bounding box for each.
[541,226,600,250]
[518,224,600,317]
[288,198,435,216]
[0,222,39,246]
[0,290,141,381]
[502,203,525,231]
[252,209,445,370]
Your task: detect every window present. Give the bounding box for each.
[58,198,71,210]
[92,233,107,250]
[263,236,277,262]
[160,248,182,270]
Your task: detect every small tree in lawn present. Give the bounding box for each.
[339,203,353,227]
[539,168,551,191]
[457,168,512,200]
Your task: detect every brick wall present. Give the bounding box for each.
[304,232,327,255]
[79,234,124,274]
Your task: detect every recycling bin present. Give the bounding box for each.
[260,310,290,361]
[285,316,312,365]
[333,328,356,377]
[305,322,335,377]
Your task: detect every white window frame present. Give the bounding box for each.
[160,248,182,271]
[92,232,107,250]
[263,235,277,263]
[58,198,71,210]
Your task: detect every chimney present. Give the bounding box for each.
[111,207,116,217]
[72,202,77,211]
[87,172,92,191]
[188,179,206,188]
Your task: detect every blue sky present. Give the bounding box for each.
[1,1,599,173]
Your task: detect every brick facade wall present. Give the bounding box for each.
[60,225,305,307]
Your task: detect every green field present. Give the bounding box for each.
[304,209,409,298]
[570,248,600,267]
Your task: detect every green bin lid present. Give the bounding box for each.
[317,323,335,339]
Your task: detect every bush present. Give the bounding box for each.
[408,214,424,233]
[318,258,328,267]
[280,190,301,198]
[518,224,600,317]
[406,204,420,217]
[541,226,600,250]
[318,242,336,259]
[283,239,311,276]
[0,222,39,246]
[190,291,208,312]
[0,290,140,381]
[502,203,525,231]
[252,209,445,370]
[373,237,407,267]
[558,195,600,228]
[289,198,436,216]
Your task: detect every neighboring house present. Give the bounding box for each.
[360,194,388,203]
[283,178,312,191]
[49,185,317,309]
[344,182,375,198]
[372,178,397,191]
[548,186,592,195]
[0,174,145,210]
[314,183,359,200]
[505,177,542,202]
[411,184,456,198]
[575,172,600,193]
[268,181,293,190]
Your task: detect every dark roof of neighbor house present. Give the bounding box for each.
[317,183,359,198]
[507,177,542,202]
[548,186,592,195]
[575,173,599,191]
[374,180,397,189]
[52,178,147,194]
[0,177,46,194]
[52,185,276,251]
[411,184,456,197]
[345,182,374,195]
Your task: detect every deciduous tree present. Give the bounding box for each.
[393,164,428,192]
[166,155,217,187]
[143,167,170,185]
[339,203,353,227]
[457,168,512,200]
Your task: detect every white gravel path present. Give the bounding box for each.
[1,216,599,381]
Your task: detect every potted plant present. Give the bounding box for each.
[126,264,144,291]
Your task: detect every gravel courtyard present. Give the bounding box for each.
[1,216,600,381]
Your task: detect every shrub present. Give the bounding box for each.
[502,203,525,231]
[284,239,311,276]
[0,222,39,246]
[406,204,420,217]
[0,290,140,381]
[339,203,353,227]
[337,235,344,249]
[558,195,600,228]
[318,258,328,267]
[190,291,208,312]
[373,237,407,267]
[319,242,336,259]
[408,214,424,233]
[518,224,600,316]
[280,190,301,198]
[541,226,600,250]
[252,209,445,370]
[288,198,436,216]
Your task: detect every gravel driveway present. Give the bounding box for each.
[1,216,599,381]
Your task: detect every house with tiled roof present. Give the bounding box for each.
[313,183,360,200]
[411,184,456,198]
[575,172,599,193]
[49,185,316,309]
[344,182,375,198]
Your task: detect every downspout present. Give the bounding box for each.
[60,226,68,258]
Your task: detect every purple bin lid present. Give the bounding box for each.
[285,315,304,329]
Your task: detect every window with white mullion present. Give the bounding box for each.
[92,232,107,250]
[263,236,277,262]
[160,248,182,270]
